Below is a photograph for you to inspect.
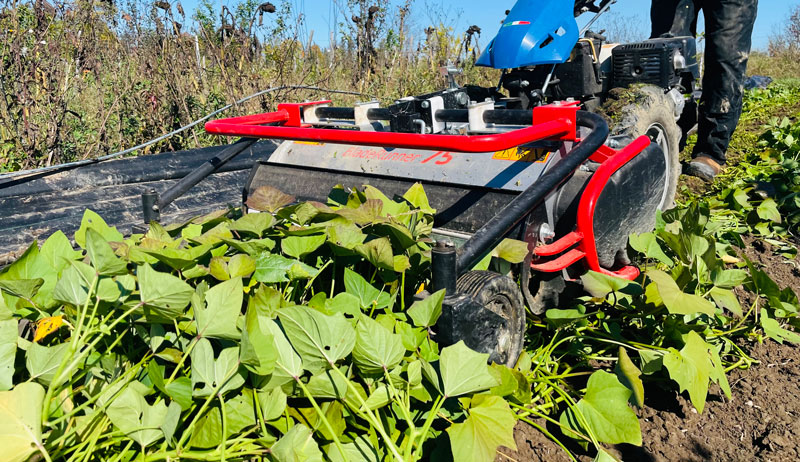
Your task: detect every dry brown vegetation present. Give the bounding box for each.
[1,0,798,174]
[0,0,495,172]
[749,4,800,80]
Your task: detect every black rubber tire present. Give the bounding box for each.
[456,271,525,367]
[604,85,681,211]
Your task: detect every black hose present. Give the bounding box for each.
[455,111,608,274]
[156,137,257,211]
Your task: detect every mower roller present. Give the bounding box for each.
[196,0,699,366]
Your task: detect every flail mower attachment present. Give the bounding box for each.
[205,97,668,366]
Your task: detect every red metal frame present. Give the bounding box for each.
[576,136,650,279]
[205,101,578,153]
[530,136,649,280]
[533,231,583,257]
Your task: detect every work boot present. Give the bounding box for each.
[683,155,722,182]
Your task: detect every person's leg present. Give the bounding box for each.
[650,0,699,38]
[691,0,758,168]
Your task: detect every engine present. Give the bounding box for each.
[498,34,700,111]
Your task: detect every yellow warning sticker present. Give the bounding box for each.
[293,141,324,146]
[492,147,550,162]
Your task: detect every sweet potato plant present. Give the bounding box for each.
[2,83,800,462]
[0,184,530,462]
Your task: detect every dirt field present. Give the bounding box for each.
[498,235,800,462]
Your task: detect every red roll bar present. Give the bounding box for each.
[204,101,579,153]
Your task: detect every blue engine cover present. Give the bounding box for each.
[476,0,579,69]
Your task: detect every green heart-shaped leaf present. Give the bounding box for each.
[560,370,641,445]
[0,382,45,462]
[278,306,355,374]
[352,315,404,376]
[439,341,497,397]
[447,395,517,462]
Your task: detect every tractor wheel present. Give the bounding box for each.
[455,271,526,367]
[603,85,682,210]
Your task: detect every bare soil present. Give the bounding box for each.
[740,235,800,291]
[617,339,800,462]
[498,235,800,462]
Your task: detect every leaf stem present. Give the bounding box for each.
[166,335,199,384]
[383,368,414,427]
[511,402,591,443]
[733,297,759,331]
[51,356,146,437]
[219,395,227,462]
[143,448,267,462]
[545,379,600,448]
[175,365,238,452]
[43,274,99,425]
[302,259,332,301]
[52,303,142,394]
[107,440,135,462]
[530,370,594,381]
[327,365,404,461]
[252,387,270,440]
[290,374,348,461]
[411,395,444,460]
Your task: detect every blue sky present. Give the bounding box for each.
[192,0,793,51]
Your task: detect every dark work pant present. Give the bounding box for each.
[650,0,758,164]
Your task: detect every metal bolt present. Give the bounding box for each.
[456,92,469,106]
[539,223,555,242]
[421,100,430,109]
[673,51,686,70]
[521,80,530,88]
[434,239,455,250]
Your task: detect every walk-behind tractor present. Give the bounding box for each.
[154,0,700,366]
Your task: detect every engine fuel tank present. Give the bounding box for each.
[476,0,579,69]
